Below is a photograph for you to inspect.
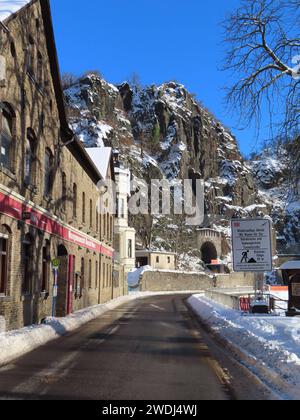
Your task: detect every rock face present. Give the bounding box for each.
[64,73,300,266]
[247,147,300,254]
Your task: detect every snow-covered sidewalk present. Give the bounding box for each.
[188,294,300,400]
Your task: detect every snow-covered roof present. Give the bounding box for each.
[0,0,31,22]
[136,250,177,256]
[86,147,112,179]
[280,261,300,270]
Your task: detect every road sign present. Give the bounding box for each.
[51,258,60,269]
[231,218,273,273]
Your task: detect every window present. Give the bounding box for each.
[72,183,77,218]
[95,260,98,289]
[96,210,99,233]
[104,214,107,239]
[27,37,35,75]
[62,173,67,212]
[10,41,16,58]
[25,129,36,186]
[0,104,14,171]
[90,199,93,228]
[0,227,10,295]
[88,259,92,289]
[22,234,33,294]
[103,262,106,288]
[41,241,50,292]
[156,256,160,263]
[44,149,53,197]
[80,257,85,292]
[82,192,86,223]
[168,256,171,264]
[39,113,45,134]
[110,216,113,242]
[119,198,125,219]
[128,239,133,259]
[37,51,43,86]
[117,195,125,219]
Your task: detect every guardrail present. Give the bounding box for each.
[205,288,288,314]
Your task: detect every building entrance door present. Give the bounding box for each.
[56,245,69,317]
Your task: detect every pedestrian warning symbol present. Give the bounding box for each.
[231,218,273,273]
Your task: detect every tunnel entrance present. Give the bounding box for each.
[201,242,218,265]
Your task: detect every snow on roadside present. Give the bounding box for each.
[128,266,152,288]
[188,294,300,400]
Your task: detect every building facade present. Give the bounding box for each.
[0,0,117,331]
[114,162,136,292]
[136,250,176,271]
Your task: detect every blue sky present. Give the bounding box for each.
[50,0,272,157]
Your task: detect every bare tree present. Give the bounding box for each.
[61,72,78,90]
[223,0,300,135]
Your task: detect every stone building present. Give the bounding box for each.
[0,0,118,331]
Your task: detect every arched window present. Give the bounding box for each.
[72,183,77,218]
[0,104,14,171]
[25,128,36,186]
[82,192,86,224]
[0,225,11,295]
[44,148,53,197]
[41,240,50,292]
[22,233,34,294]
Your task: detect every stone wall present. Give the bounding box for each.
[140,270,255,292]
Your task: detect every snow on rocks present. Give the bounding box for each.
[0,0,30,21]
[71,119,113,147]
[188,294,300,400]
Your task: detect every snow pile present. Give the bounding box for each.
[189,294,300,399]
[0,0,30,21]
[128,265,152,288]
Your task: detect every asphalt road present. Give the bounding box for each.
[0,294,262,400]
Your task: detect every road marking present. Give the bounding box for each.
[10,324,121,396]
[108,325,120,335]
[11,351,79,396]
[150,304,165,311]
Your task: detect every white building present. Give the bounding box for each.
[114,162,136,285]
[86,147,136,295]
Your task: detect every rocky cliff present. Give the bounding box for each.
[64,73,300,268]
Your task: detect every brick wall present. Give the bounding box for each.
[0,2,122,331]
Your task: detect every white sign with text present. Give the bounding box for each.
[231,218,273,273]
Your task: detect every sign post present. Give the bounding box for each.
[51,259,60,317]
[231,218,273,314]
